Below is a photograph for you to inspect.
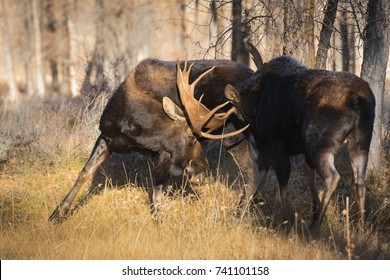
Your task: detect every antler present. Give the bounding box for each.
[245,41,263,69]
[176,59,249,140]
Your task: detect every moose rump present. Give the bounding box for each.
[225,55,375,230]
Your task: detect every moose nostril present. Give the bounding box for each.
[191,172,205,184]
[183,166,205,184]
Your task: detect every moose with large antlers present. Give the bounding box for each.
[223,44,375,230]
[49,58,255,223]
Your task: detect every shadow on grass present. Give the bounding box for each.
[68,141,241,219]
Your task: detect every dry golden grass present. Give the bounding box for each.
[0,97,389,260]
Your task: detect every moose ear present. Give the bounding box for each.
[224,84,240,103]
[162,97,186,122]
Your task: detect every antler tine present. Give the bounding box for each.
[176,58,250,140]
[185,63,193,85]
[192,66,215,87]
[201,105,245,135]
[177,59,194,96]
[184,58,187,73]
[217,106,237,121]
[200,124,250,140]
[201,100,230,127]
[177,58,183,84]
[176,59,188,97]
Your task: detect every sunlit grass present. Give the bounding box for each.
[0,97,389,260]
[0,169,340,260]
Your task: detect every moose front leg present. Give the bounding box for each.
[149,151,171,222]
[49,136,111,223]
[272,155,293,227]
[236,169,268,218]
[226,134,267,219]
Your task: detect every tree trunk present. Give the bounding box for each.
[180,0,188,50]
[211,0,225,58]
[67,0,79,97]
[305,0,316,67]
[283,0,294,56]
[283,0,313,64]
[0,0,19,102]
[23,0,34,97]
[231,0,249,65]
[315,0,339,69]
[340,4,350,72]
[348,23,356,74]
[44,0,59,95]
[360,0,390,172]
[32,0,46,97]
[95,0,105,88]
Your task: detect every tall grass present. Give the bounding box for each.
[0,97,389,259]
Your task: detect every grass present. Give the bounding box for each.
[0,96,389,260]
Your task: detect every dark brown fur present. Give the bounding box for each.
[49,58,256,223]
[225,55,375,230]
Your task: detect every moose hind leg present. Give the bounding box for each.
[310,152,340,230]
[347,138,369,227]
[49,136,111,223]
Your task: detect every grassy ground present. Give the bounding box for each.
[0,97,389,260]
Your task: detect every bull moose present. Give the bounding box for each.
[49,58,256,223]
[222,45,375,230]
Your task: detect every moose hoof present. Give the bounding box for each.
[48,207,68,224]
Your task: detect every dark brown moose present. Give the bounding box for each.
[224,46,375,230]
[49,58,255,223]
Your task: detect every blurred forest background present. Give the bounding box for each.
[0,0,388,100]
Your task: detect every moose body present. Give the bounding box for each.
[49,58,255,223]
[225,55,375,229]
